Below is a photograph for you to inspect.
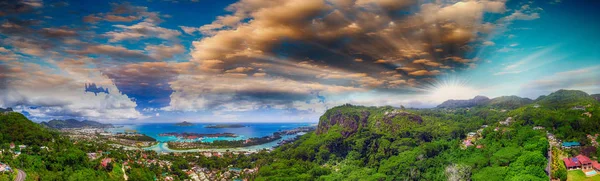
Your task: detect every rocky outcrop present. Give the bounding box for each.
[316,109,369,137]
[316,105,424,137]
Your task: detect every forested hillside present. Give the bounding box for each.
[256,89,600,180]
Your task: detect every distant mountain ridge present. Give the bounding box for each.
[437,89,597,109]
[40,119,114,129]
[0,107,13,113]
[592,94,600,102]
[436,96,490,108]
[535,89,597,109]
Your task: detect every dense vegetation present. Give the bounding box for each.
[40,119,114,129]
[1,89,598,181]
[255,89,600,180]
[114,134,157,142]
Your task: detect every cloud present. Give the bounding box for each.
[519,66,600,98]
[104,15,141,22]
[483,41,495,46]
[72,44,153,60]
[145,44,185,60]
[105,22,181,42]
[0,60,143,121]
[494,46,559,75]
[179,26,199,35]
[0,0,43,16]
[40,28,78,38]
[408,70,441,76]
[185,0,513,97]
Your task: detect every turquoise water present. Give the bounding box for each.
[107,123,312,152]
[586,170,597,176]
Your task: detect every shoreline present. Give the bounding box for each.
[112,134,299,153]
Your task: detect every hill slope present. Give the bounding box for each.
[534,89,596,109]
[0,112,55,146]
[488,96,533,109]
[437,96,490,108]
[40,119,114,129]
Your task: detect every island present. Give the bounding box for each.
[159,132,237,139]
[205,124,246,128]
[167,133,282,150]
[174,121,194,126]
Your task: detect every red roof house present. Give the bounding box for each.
[101,158,112,168]
[576,155,592,165]
[563,157,580,169]
[592,161,600,171]
[576,154,593,170]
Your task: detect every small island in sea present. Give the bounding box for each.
[174,121,194,126]
[205,124,246,128]
[159,132,237,139]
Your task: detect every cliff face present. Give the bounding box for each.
[316,105,423,137]
[316,108,370,137]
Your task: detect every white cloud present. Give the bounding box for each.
[0,60,144,121]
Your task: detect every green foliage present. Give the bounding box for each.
[257,103,551,180]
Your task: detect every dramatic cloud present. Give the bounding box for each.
[0,59,143,121]
[0,0,561,122]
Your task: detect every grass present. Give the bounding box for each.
[568,170,600,181]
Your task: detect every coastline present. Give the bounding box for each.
[112,134,298,153]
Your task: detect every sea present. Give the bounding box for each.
[106,123,314,153]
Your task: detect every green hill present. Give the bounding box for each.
[258,102,550,180]
[0,112,55,147]
[40,119,114,129]
[534,89,596,109]
[488,96,533,109]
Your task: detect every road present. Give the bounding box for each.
[14,169,26,181]
[546,141,552,180]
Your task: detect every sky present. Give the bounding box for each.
[0,0,598,123]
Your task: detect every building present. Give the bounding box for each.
[18,145,26,150]
[562,141,581,149]
[463,140,473,147]
[101,158,112,168]
[592,161,600,171]
[9,143,14,149]
[563,157,581,170]
[0,162,11,172]
[500,117,513,125]
[577,155,593,170]
[563,154,594,170]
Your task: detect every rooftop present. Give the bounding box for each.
[562,141,581,147]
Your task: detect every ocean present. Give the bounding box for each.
[107,123,314,150]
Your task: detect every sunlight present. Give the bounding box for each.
[427,78,480,102]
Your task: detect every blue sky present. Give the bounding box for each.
[0,0,598,123]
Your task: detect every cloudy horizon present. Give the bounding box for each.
[0,0,598,123]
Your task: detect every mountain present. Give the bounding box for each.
[260,100,554,180]
[534,89,596,109]
[592,94,600,102]
[0,112,54,146]
[175,121,194,126]
[436,95,490,108]
[317,104,424,137]
[488,96,533,109]
[0,107,12,113]
[40,119,114,129]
